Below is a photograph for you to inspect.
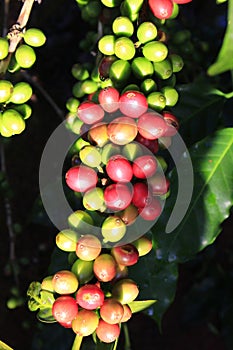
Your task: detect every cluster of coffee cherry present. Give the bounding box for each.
[0,27,46,137]
[40,228,153,343]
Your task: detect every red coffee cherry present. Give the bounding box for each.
[132,182,151,208]
[98,87,120,113]
[77,101,105,124]
[132,155,157,179]
[106,155,133,183]
[148,0,174,20]
[139,197,162,221]
[162,111,179,136]
[93,254,117,282]
[52,296,78,324]
[121,304,132,322]
[111,244,139,266]
[104,183,133,211]
[76,284,105,310]
[100,298,124,324]
[65,165,98,193]
[137,112,167,140]
[112,278,139,304]
[96,319,121,343]
[119,90,148,118]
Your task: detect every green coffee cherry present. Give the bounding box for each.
[140,79,157,94]
[112,16,134,37]
[137,22,157,44]
[10,82,33,104]
[71,259,94,284]
[72,63,89,80]
[153,58,173,79]
[109,59,131,87]
[147,92,166,111]
[14,103,32,119]
[66,97,80,113]
[23,28,46,47]
[2,109,25,135]
[101,0,122,7]
[131,57,154,79]
[56,229,80,252]
[72,81,86,98]
[0,37,9,59]
[161,86,179,107]
[98,35,115,55]
[169,53,184,73]
[114,37,136,60]
[15,44,36,68]
[81,80,98,94]
[142,41,168,62]
[0,80,13,103]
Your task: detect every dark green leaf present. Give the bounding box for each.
[172,78,224,146]
[129,249,178,327]
[153,128,233,262]
[208,0,233,75]
[128,300,157,314]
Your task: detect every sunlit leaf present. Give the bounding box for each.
[207,0,233,75]
[128,300,157,313]
[0,340,13,350]
[153,128,233,262]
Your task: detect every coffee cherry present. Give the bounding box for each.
[140,79,157,95]
[0,37,9,59]
[121,304,132,322]
[98,55,117,80]
[65,165,98,192]
[131,57,154,80]
[71,259,94,284]
[2,109,25,135]
[147,91,166,111]
[79,146,102,168]
[41,275,54,292]
[122,84,140,93]
[117,204,138,225]
[132,236,153,256]
[15,44,36,68]
[78,101,105,125]
[112,16,134,37]
[23,28,46,47]
[98,35,115,55]
[81,80,98,95]
[106,155,133,183]
[124,0,144,14]
[111,244,139,266]
[83,187,105,212]
[119,90,148,118]
[0,80,13,103]
[122,142,143,161]
[68,210,94,232]
[98,87,120,113]
[88,123,109,147]
[14,103,32,119]
[100,298,124,324]
[93,253,117,282]
[52,296,78,324]
[137,111,167,139]
[104,183,132,211]
[52,270,79,294]
[133,155,157,179]
[148,0,174,19]
[107,116,137,145]
[114,37,136,61]
[101,215,126,243]
[114,263,129,281]
[132,182,151,208]
[112,278,139,304]
[153,58,173,80]
[169,53,184,73]
[161,86,179,107]
[76,234,102,261]
[76,284,104,310]
[139,196,162,221]
[148,172,170,195]
[101,0,122,7]
[135,133,159,154]
[10,82,33,104]
[163,111,179,136]
[96,319,120,343]
[56,229,79,252]
[72,63,89,80]
[109,59,131,87]
[72,309,99,336]
[173,0,192,3]
[137,22,157,44]
[142,41,168,62]
[101,143,121,164]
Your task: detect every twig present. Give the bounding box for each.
[2,0,10,37]
[0,0,37,76]
[22,71,65,120]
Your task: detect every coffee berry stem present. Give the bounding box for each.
[71,334,83,350]
[0,0,35,76]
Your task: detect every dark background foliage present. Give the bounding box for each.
[0,0,233,349]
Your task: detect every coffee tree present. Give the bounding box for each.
[0,0,233,349]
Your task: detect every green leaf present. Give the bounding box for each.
[173,78,225,146]
[153,128,233,262]
[128,300,157,313]
[129,249,178,327]
[27,281,42,298]
[0,340,13,350]
[207,0,233,75]
[37,308,56,323]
